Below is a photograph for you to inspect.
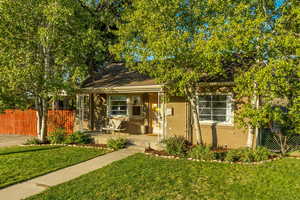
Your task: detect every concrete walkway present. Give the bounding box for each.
[0,147,142,200]
[0,135,31,147]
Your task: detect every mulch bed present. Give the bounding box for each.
[144,147,283,165]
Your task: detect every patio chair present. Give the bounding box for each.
[102,119,126,134]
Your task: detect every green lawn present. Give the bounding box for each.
[27,153,300,200]
[0,145,109,188]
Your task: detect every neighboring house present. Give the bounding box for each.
[75,63,249,148]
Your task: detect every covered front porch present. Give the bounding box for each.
[75,89,167,143]
[74,63,170,144]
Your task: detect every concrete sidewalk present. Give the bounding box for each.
[0,135,31,147]
[0,147,142,200]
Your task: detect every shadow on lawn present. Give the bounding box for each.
[0,146,64,156]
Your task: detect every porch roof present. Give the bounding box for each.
[80,63,163,94]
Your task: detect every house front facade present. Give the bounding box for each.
[75,63,250,149]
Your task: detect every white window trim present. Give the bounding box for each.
[197,94,234,126]
[107,95,143,118]
[107,95,129,117]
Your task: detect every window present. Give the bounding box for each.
[198,95,232,123]
[108,95,143,117]
[108,95,128,116]
[132,95,142,116]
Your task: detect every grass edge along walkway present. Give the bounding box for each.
[0,147,141,200]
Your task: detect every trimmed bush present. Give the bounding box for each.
[24,137,45,145]
[47,128,66,144]
[225,147,271,162]
[65,131,93,145]
[252,146,272,161]
[162,136,189,156]
[107,138,129,150]
[188,145,216,161]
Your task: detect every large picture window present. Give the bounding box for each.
[108,95,128,116]
[198,95,233,123]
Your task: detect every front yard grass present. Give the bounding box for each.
[0,145,109,188]
[27,153,300,200]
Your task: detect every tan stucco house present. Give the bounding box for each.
[75,63,249,149]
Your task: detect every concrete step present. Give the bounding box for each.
[92,134,164,151]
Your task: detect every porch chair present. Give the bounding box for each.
[102,119,126,134]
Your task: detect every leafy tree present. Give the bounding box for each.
[76,0,130,76]
[112,0,270,144]
[0,0,129,141]
[234,0,300,151]
[0,0,92,141]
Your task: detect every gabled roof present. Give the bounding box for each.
[80,63,163,93]
[82,63,159,88]
[80,62,236,94]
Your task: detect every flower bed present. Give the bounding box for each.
[145,147,282,165]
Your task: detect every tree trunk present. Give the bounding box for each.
[247,82,259,149]
[246,126,255,148]
[36,97,48,142]
[38,43,50,142]
[188,95,203,145]
[40,98,48,141]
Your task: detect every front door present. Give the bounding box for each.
[148,93,162,135]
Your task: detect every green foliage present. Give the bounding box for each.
[107,137,129,150]
[188,145,216,161]
[233,0,300,149]
[24,138,48,145]
[65,131,93,145]
[0,0,126,139]
[162,136,189,156]
[253,146,273,161]
[225,147,271,162]
[111,0,290,144]
[48,129,67,144]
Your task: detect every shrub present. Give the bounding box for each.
[107,138,129,150]
[225,147,272,162]
[252,146,272,161]
[162,136,189,156]
[188,145,216,161]
[24,137,45,145]
[65,131,93,144]
[47,128,66,144]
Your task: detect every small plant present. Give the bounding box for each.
[188,145,216,161]
[47,128,66,144]
[162,136,189,157]
[252,146,272,161]
[65,131,93,144]
[225,147,272,162]
[107,137,129,150]
[24,137,45,145]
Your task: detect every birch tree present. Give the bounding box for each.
[0,0,91,141]
[234,0,300,151]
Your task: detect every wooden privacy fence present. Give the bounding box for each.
[0,110,75,136]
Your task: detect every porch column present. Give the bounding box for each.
[158,92,167,142]
[76,94,83,132]
[89,93,95,131]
